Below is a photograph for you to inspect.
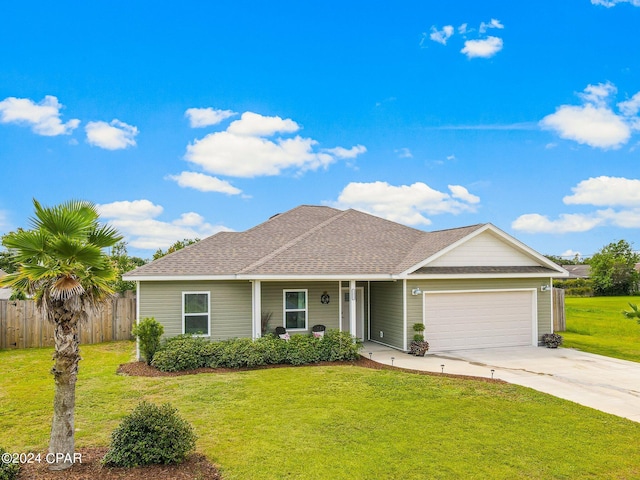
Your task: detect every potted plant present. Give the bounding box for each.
[542,333,563,348]
[409,323,429,356]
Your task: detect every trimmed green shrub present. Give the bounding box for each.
[151,335,209,372]
[132,317,164,365]
[0,447,20,480]
[103,401,197,467]
[152,329,362,372]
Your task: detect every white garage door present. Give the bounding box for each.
[423,290,535,352]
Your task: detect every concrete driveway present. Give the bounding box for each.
[363,342,640,422]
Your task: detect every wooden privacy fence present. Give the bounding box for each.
[553,288,566,332]
[0,295,136,349]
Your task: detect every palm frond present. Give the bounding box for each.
[89,224,123,249]
[31,199,97,238]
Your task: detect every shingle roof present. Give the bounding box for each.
[123,205,500,278]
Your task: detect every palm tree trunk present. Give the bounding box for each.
[48,310,80,471]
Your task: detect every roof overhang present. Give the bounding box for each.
[123,274,398,282]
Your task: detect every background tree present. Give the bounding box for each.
[589,240,640,296]
[152,238,200,260]
[109,241,147,293]
[0,199,122,470]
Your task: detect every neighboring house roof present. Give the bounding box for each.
[124,205,567,281]
[562,265,591,279]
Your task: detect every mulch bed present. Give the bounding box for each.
[117,355,505,383]
[17,447,221,480]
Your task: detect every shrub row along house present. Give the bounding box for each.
[123,205,568,352]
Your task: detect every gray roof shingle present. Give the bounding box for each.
[123,205,532,279]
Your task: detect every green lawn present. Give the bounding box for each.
[2,342,640,479]
[560,295,640,362]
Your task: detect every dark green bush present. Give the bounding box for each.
[0,447,20,480]
[152,329,362,372]
[103,401,196,467]
[151,335,209,372]
[132,317,164,365]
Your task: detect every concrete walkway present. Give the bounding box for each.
[363,342,640,423]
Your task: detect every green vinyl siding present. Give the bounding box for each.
[405,278,552,347]
[261,281,340,334]
[139,280,252,340]
[370,281,404,349]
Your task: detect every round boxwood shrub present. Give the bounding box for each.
[103,401,197,467]
[0,447,20,480]
[151,335,210,372]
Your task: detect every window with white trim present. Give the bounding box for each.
[183,292,210,335]
[283,289,307,330]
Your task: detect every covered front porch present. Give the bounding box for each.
[250,279,388,342]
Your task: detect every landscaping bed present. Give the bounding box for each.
[16,447,220,480]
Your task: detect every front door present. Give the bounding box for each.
[341,287,364,340]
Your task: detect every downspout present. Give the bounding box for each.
[402,279,407,351]
[135,281,140,361]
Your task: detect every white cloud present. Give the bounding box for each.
[540,83,640,149]
[461,36,503,59]
[561,249,582,258]
[511,213,604,234]
[448,185,480,204]
[591,0,640,6]
[479,18,504,33]
[618,92,640,116]
[97,199,231,250]
[185,107,236,128]
[167,171,242,195]
[332,181,480,226]
[323,145,367,159]
[579,81,616,106]
[513,176,640,235]
[0,95,79,136]
[184,111,365,177]
[540,104,630,149]
[430,25,454,45]
[564,176,640,207]
[85,119,138,150]
[395,148,413,158]
[458,23,469,34]
[97,200,163,220]
[227,111,299,137]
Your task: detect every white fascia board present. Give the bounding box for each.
[121,274,238,281]
[123,274,398,282]
[406,272,568,280]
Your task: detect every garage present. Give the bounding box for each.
[423,289,536,352]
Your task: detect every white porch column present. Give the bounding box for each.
[349,280,357,336]
[252,280,262,339]
[135,281,141,360]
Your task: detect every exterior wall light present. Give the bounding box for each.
[411,287,423,296]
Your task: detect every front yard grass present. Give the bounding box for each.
[561,295,640,362]
[3,341,640,479]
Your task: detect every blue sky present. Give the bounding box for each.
[1,0,639,259]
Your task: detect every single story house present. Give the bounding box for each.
[561,265,591,279]
[123,205,568,352]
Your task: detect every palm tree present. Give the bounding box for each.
[0,199,122,470]
[623,303,640,322]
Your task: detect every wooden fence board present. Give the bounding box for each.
[553,288,566,332]
[0,296,135,349]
